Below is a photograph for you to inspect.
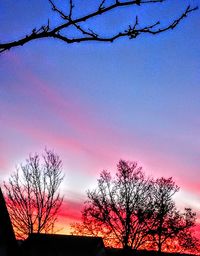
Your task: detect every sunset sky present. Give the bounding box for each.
[0,0,200,234]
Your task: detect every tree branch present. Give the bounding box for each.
[0,1,198,53]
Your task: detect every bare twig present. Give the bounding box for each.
[0,0,198,53]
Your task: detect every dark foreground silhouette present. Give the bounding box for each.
[19,233,199,256]
[0,188,18,256]
[106,248,198,256]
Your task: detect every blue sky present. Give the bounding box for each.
[0,0,200,229]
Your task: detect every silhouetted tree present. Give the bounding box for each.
[72,160,154,251]
[4,149,64,239]
[177,224,199,254]
[149,177,198,254]
[72,162,198,253]
[0,0,198,53]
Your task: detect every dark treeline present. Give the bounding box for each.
[106,247,198,256]
[3,150,199,255]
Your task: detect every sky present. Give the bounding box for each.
[0,0,200,235]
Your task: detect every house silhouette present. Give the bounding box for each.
[22,233,106,256]
[0,187,18,256]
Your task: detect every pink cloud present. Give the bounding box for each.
[59,198,83,222]
[178,180,200,198]
[1,55,126,174]
[0,156,7,172]
[2,52,95,136]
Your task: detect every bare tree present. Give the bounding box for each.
[72,163,198,253]
[149,177,198,254]
[4,149,64,239]
[177,220,199,254]
[72,160,154,252]
[0,0,198,53]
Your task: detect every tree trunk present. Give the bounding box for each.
[122,245,132,256]
[158,242,162,256]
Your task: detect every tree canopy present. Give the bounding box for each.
[149,177,198,253]
[4,149,64,239]
[72,160,198,254]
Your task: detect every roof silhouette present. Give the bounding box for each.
[0,187,18,256]
[23,233,106,256]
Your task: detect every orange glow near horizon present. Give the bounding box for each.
[10,201,200,255]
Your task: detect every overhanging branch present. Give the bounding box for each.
[0,0,198,53]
